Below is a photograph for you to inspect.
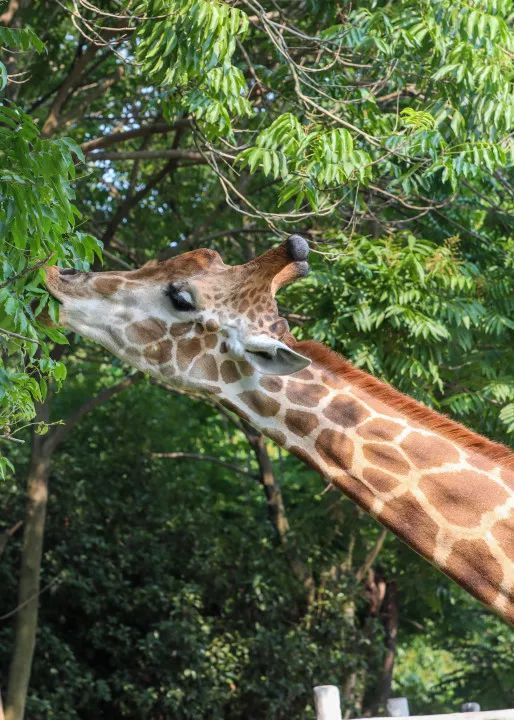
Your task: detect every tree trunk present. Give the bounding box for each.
[361,573,399,717]
[242,421,315,599]
[367,580,399,715]
[5,375,137,720]
[5,411,51,720]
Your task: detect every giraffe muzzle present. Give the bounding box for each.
[286,234,309,262]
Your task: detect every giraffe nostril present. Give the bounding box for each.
[59,268,79,276]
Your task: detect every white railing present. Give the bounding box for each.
[313,688,514,720]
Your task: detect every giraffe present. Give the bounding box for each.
[45,235,514,624]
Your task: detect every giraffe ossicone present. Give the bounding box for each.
[45,235,514,625]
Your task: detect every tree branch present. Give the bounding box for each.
[81,120,190,153]
[0,328,40,345]
[0,521,22,559]
[98,158,176,250]
[240,420,315,596]
[0,0,20,25]
[88,149,205,162]
[98,125,188,251]
[0,254,51,289]
[0,575,61,622]
[355,528,388,583]
[152,451,257,479]
[45,373,141,453]
[41,44,99,137]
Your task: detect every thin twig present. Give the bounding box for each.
[0,254,51,289]
[0,328,41,345]
[152,451,258,479]
[355,528,389,583]
[0,575,62,621]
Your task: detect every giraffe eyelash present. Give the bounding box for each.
[165,284,196,312]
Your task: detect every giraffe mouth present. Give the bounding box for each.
[243,340,311,375]
[44,266,75,304]
[246,349,274,362]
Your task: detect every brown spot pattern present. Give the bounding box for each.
[293,368,314,382]
[492,516,514,562]
[323,395,369,427]
[466,452,497,473]
[401,432,460,468]
[419,471,509,527]
[170,322,194,337]
[263,428,287,446]
[220,398,250,422]
[285,409,319,437]
[220,360,240,384]
[237,360,254,377]
[260,376,283,393]
[357,419,404,442]
[379,492,439,558]
[190,353,219,381]
[362,467,400,493]
[126,318,166,344]
[238,390,280,417]
[144,340,173,365]
[286,380,328,407]
[94,276,123,295]
[445,539,504,605]
[363,444,410,475]
[204,334,218,349]
[315,429,353,470]
[176,337,202,371]
[338,475,377,510]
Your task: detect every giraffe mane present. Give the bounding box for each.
[293,340,514,470]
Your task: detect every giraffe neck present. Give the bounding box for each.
[216,345,514,624]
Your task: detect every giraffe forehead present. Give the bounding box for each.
[195,271,271,303]
[191,273,284,333]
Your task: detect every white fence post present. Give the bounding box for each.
[387,697,411,717]
[314,685,343,720]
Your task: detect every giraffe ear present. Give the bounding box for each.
[245,336,311,375]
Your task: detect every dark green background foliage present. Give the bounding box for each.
[0,0,513,718]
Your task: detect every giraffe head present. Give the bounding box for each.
[45,235,311,389]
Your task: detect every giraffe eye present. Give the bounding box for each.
[165,284,196,312]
